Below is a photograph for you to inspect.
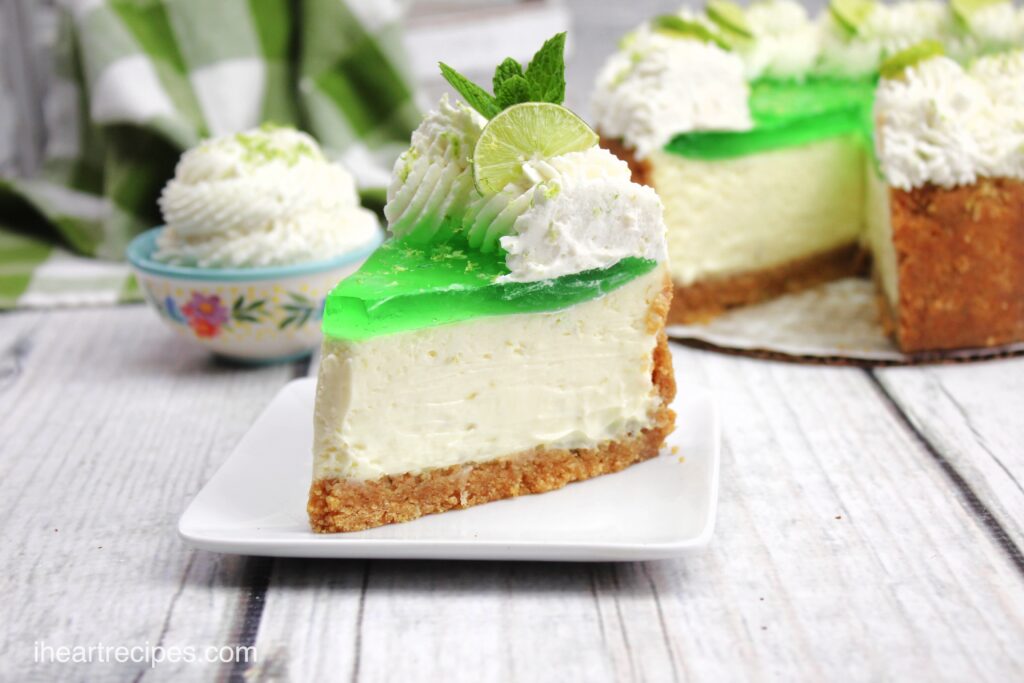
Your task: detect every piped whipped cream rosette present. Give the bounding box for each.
[874,47,1024,190]
[591,20,753,158]
[492,149,666,283]
[819,0,956,77]
[156,125,379,268]
[736,0,821,80]
[384,48,667,284]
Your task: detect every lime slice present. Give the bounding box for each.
[952,0,1007,25]
[473,102,598,195]
[879,40,945,79]
[829,0,876,36]
[707,0,753,40]
[651,15,732,51]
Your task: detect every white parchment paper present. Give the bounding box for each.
[667,278,1024,363]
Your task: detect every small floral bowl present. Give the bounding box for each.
[127,227,383,363]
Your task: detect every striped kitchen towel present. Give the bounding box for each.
[0,0,419,309]
[0,228,138,309]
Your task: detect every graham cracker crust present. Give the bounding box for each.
[308,277,677,533]
[885,178,1024,352]
[670,243,868,324]
[602,136,652,186]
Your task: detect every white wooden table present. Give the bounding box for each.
[2,304,1023,681]
[3,1,1023,679]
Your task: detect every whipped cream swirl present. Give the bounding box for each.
[385,95,483,244]
[949,2,1023,59]
[739,0,821,80]
[874,52,1024,190]
[157,126,379,268]
[496,147,666,283]
[591,28,752,158]
[385,97,667,282]
[819,0,954,78]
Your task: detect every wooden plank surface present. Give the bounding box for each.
[874,360,1024,555]
[0,307,297,680]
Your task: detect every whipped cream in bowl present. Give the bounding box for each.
[127,125,384,362]
[156,125,380,268]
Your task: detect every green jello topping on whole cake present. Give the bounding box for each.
[592,0,1023,162]
[322,35,668,341]
[665,77,877,160]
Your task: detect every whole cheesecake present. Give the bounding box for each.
[593,0,1024,353]
[309,36,676,532]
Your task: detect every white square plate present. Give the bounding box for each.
[179,346,720,561]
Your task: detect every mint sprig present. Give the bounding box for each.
[495,75,533,110]
[438,32,568,119]
[524,32,567,105]
[493,57,524,94]
[439,63,501,118]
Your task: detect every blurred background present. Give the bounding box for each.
[0,0,834,308]
[1,0,841,178]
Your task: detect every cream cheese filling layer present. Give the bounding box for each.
[864,169,898,309]
[313,266,667,481]
[649,136,866,285]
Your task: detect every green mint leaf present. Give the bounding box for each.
[439,62,501,118]
[493,58,524,96]
[525,32,567,104]
[495,74,533,109]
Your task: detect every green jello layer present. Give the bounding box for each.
[749,77,876,128]
[664,77,876,160]
[322,239,657,341]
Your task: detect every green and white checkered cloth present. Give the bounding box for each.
[0,0,419,310]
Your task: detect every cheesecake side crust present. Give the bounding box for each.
[308,277,676,533]
[885,179,1024,353]
[601,136,652,187]
[600,135,867,324]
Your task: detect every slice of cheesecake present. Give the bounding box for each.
[309,36,676,532]
[866,49,1024,352]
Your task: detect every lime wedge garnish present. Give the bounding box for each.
[651,15,731,51]
[952,0,1008,25]
[829,0,876,36]
[472,102,598,195]
[618,29,639,49]
[707,0,754,40]
[879,40,945,79]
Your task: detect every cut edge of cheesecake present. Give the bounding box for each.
[669,243,868,325]
[608,130,1024,352]
[308,274,677,533]
[602,136,868,325]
